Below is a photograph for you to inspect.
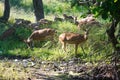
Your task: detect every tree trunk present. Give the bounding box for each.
[0,0,10,22]
[107,20,120,51]
[33,0,44,22]
[107,20,120,80]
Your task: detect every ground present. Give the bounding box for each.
[0,58,119,80]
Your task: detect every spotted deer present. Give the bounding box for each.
[63,14,77,23]
[24,28,56,49]
[59,29,89,55]
[75,14,101,30]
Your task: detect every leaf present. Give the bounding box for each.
[116,44,120,47]
[114,0,118,3]
[102,12,108,20]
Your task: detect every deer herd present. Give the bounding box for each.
[15,14,101,55]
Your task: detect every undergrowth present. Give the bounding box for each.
[0,0,114,79]
[0,0,113,62]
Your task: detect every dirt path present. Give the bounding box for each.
[0,58,119,80]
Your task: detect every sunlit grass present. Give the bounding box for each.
[0,21,113,62]
[0,0,116,79]
[0,1,4,16]
[21,0,32,6]
[0,61,29,80]
[10,7,35,22]
[0,0,113,62]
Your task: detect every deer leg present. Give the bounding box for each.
[62,42,66,52]
[43,37,54,48]
[51,37,56,44]
[75,44,78,55]
[29,41,33,48]
[27,41,33,49]
[26,43,30,48]
[50,37,55,47]
[30,41,34,50]
[81,46,86,54]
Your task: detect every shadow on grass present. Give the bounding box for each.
[0,38,31,60]
[9,0,33,11]
[0,53,30,60]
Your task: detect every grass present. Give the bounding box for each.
[0,27,112,62]
[0,0,113,62]
[0,24,112,62]
[0,0,115,79]
[0,60,29,80]
[0,1,3,17]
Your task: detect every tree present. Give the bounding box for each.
[0,0,10,22]
[32,0,44,21]
[92,1,120,79]
[92,0,120,51]
[70,0,98,14]
[93,1,120,79]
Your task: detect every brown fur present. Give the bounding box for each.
[63,14,77,23]
[38,19,53,25]
[14,18,31,26]
[59,30,88,55]
[75,14,100,30]
[28,22,41,30]
[25,28,56,48]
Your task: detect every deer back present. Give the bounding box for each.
[28,28,56,41]
[59,32,87,44]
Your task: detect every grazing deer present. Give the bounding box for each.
[14,18,31,26]
[24,28,56,49]
[75,14,101,30]
[28,19,53,30]
[38,19,53,25]
[63,14,77,23]
[54,15,63,22]
[59,29,89,55]
[28,22,40,30]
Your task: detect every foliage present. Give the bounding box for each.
[0,0,119,79]
[0,2,4,16]
[92,0,120,64]
[0,0,114,62]
[92,0,120,20]
[9,0,33,11]
[15,26,32,39]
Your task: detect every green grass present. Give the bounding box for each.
[1,0,87,22]
[0,1,115,79]
[0,22,113,62]
[0,60,30,80]
[0,0,113,62]
[0,2,3,16]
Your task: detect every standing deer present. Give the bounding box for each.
[24,28,56,49]
[59,29,89,55]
